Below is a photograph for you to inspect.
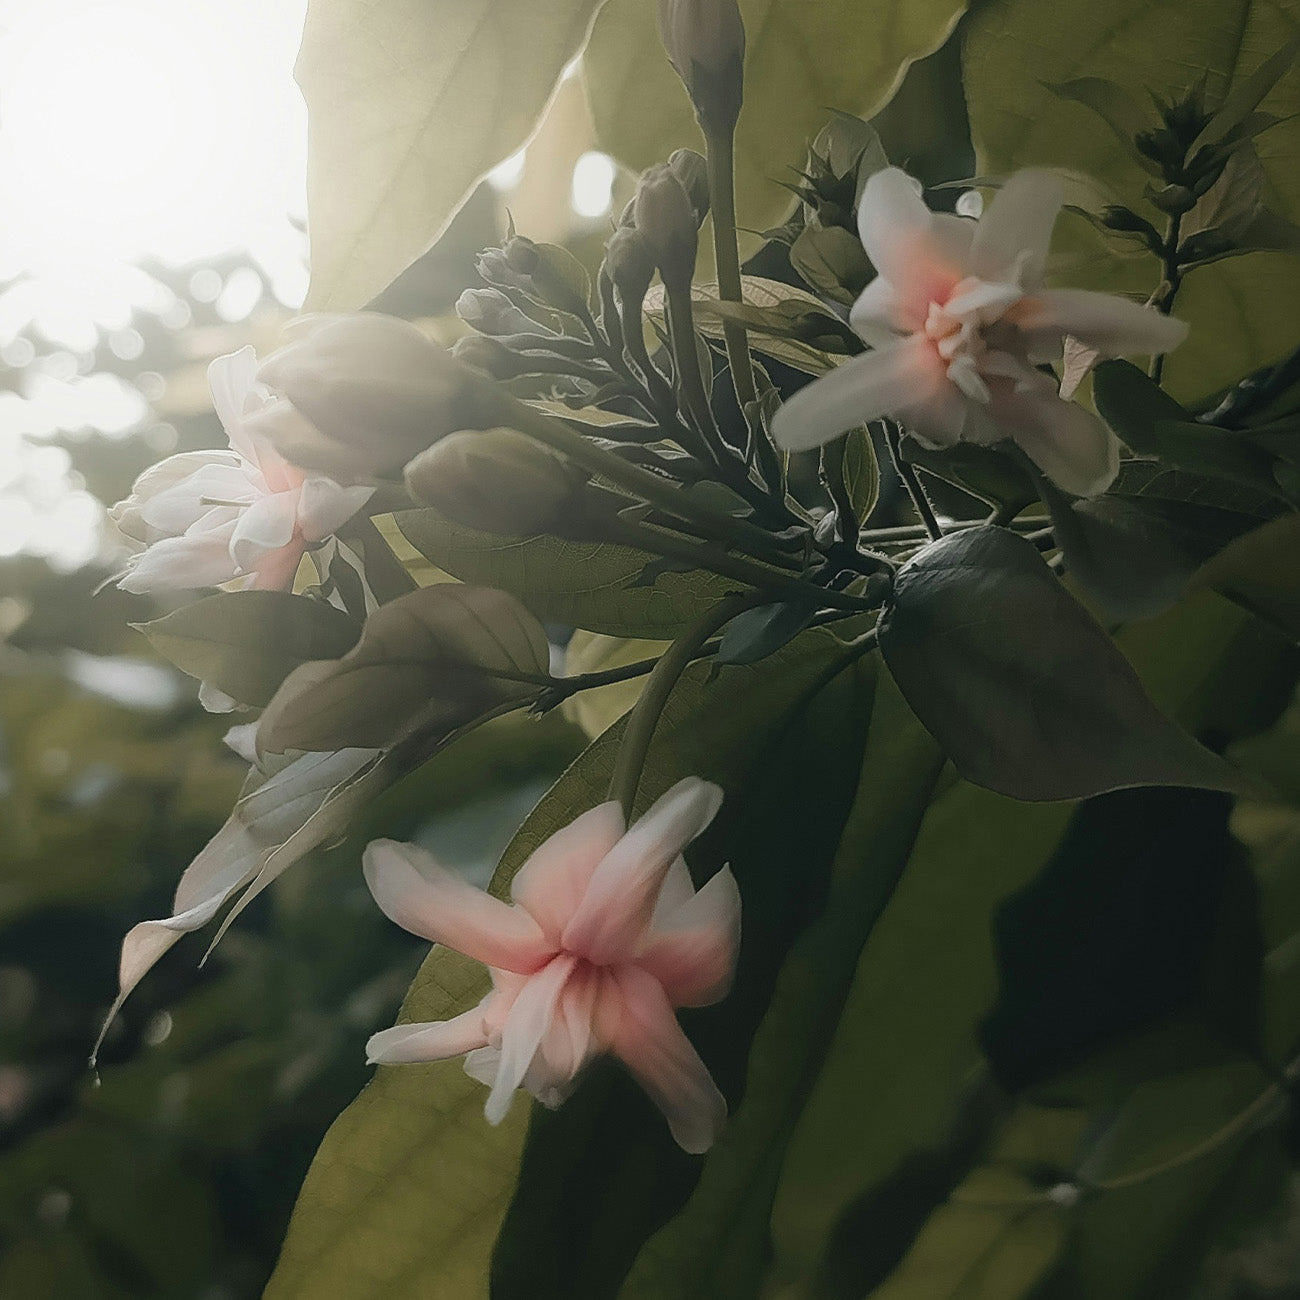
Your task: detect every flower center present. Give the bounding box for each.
[921,276,1029,405]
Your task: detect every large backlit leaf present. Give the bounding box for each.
[584,0,967,240]
[392,507,737,638]
[877,527,1248,800]
[296,0,606,309]
[963,0,1300,401]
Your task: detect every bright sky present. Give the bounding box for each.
[0,0,309,565]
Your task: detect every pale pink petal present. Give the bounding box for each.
[484,953,577,1124]
[366,1008,491,1064]
[532,961,604,1088]
[639,865,741,1008]
[771,337,945,452]
[229,490,300,572]
[894,377,975,450]
[969,169,1062,287]
[606,964,726,1154]
[296,478,374,542]
[246,540,307,592]
[510,801,627,942]
[997,388,1120,497]
[650,857,696,925]
[363,839,554,973]
[849,275,917,347]
[208,347,263,463]
[117,518,240,592]
[561,778,724,966]
[1017,288,1188,358]
[943,277,1024,321]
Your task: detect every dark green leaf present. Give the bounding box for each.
[1194,513,1300,642]
[878,527,1249,800]
[715,600,817,666]
[901,441,1039,514]
[841,426,881,523]
[137,591,360,708]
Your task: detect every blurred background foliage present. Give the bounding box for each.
[3,2,1300,1297]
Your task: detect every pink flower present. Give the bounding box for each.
[772,168,1189,497]
[363,777,740,1153]
[112,347,372,594]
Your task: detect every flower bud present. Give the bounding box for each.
[452,333,520,380]
[633,165,699,290]
[404,428,585,536]
[657,0,745,133]
[251,314,501,482]
[668,149,711,227]
[456,288,542,337]
[604,227,658,309]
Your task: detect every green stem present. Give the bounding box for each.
[1149,210,1184,385]
[608,592,766,815]
[884,421,942,543]
[664,280,725,449]
[705,125,782,492]
[609,516,878,613]
[820,434,860,545]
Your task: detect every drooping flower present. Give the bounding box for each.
[363,777,740,1154]
[111,347,372,595]
[771,168,1189,497]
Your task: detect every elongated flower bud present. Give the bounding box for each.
[251,314,499,482]
[633,165,699,290]
[657,0,745,133]
[404,428,586,536]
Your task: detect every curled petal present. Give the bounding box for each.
[772,338,944,452]
[510,801,626,943]
[849,275,915,348]
[561,778,723,966]
[208,347,264,463]
[367,1008,491,1065]
[297,478,375,543]
[1018,288,1188,358]
[639,865,741,1008]
[484,954,577,1124]
[607,964,726,1154]
[245,540,307,592]
[229,491,300,572]
[117,515,240,592]
[363,839,554,973]
[969,169,1063,287]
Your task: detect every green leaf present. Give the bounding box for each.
[296,0,605,309]
[1042,77,1159,169]
[137,591,360,708]
[584,0,968,240]
[789,222,873,305]
[1193,35,1300,155]
[392,506,736,637]
[257,585,550,753]
[841,425,881,523]
[264,950,531,1299]
[715,599,816,666]
[877,527,1249,800]
[963,0,1300,402]
[901,440,1039,515]
[620,672,947,1300]
[1194,513,1300,642]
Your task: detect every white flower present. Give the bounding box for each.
[111,347,372,594]
[771,168,1189,497]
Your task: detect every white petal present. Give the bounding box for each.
[772,338,943,452]
[229,491,300,572]
[140,464,258,535]
[849,276,916,347]
[117,521,240,593]
[509,801,627,943]
[366,1008,490,1065]
[857,167,935,287]
[296,478,374,543]
[1000,390,1120,497]
[969,169,1063,287]
[561,778,723,966]
[484,954,576,1124]
[198,681,239,714]
[1019,289,1189,358]
[363,839,554,973]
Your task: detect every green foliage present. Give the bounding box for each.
[294,0,604,309]
[963,0,1300,401]
[138,590,360,709]
[878,527,1247,800]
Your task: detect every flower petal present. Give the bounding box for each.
[639,865,741,1008]
[366,1008,490,1065]
[969,169,1062,287]
[297,478,374,542]
[561,778,724,966]
[208,347,264,462]
[229,490,299,572]
[771,338,944,452]
[849,274,915,346]
[998,389,1120,497]
[363,839,554,973]
[857,167,934,286]
[607,964,726,1154]
[509,801,627,942]
[1018,288,1189,358]
[484,953,577,1124]
[117,518,240,592]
